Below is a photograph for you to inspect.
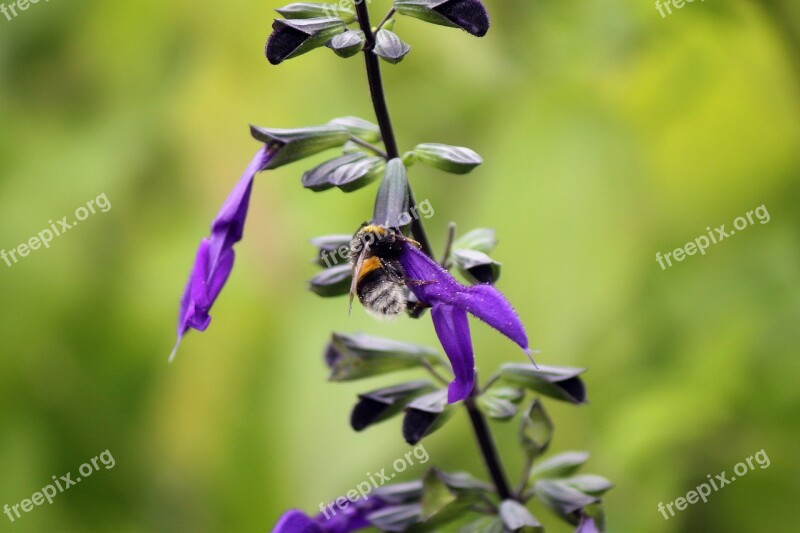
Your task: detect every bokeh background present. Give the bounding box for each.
[1,0,798,531]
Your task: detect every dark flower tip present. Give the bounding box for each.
[266,23,307,65]
[434,0,490,37]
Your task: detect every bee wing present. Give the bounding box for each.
[349,250,367,315]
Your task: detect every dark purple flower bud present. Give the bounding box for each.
[266,17,346,65]
[500,364,588,404]
[395,0,490,38]
[350,380,435,431]
[170,147,275,361]
[397,241,533,403]
[402,390,453,444]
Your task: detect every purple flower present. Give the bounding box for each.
[170,146,275,361]
[575,514,599,533]
[398,241,532,403]
[272,497,385,533]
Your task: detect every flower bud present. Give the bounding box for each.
[265,17,346,65]
[394,0,490,37]
[249,124,350,168]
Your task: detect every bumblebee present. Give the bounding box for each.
[349,224,416,320]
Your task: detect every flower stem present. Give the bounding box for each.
[466,387,514,500]
[354,0,433,258]
[354,0,513,503]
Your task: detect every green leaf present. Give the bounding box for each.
[529,451,590,481]
[373,158,410,228]
[325,333,443,382]
[328,116,382,143]
[519,399,554,459]
[459,516,509,533]
[421,469,458,519]
[498,500,542,531]
[307,264,351,297]
[367,504,423,532]
[310,234,352,267]
[250,124,350,169]
[499,364,588,404]
[327,30,365,57]
[477,395,518,421]
[561,475,614,496]
[374,29,411,64]
[532,479,600,526]
[414,143,483,174]
[373,480,424,504]
[302,153,385,192]
[452,228,498,254]
[276,2,355,23]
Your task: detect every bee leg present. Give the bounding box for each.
[404,278,435,286]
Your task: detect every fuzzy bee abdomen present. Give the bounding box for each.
[357,269,405,320]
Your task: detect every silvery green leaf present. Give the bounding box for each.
[367,504,423,532]
[327,30,365,57]
[328,116,381,142]
[477,395,517,421]
[529,451,590,480]
[561,475,614,496]
[519,399,554,459]
[373,158,410,228]
[250,124,350,169]
[459,517,508,533]
[307,264,351,297]
[276,2,355,23]
[374,29,411,64]
[499,500,542,531]
[532,479,600,525]
[453,249,501,284]
[452,228,498,254]
[499,364,588,404]
[329,155,385,192]
[302,153,384,192]
[414,143,483,174]
[325,333,444,382]
[373,480,424,504]
[310,234,351,267]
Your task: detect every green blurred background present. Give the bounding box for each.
[1,0,798,531]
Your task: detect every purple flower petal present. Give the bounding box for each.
[431,304,475,402]
[575,515,599,533]
[170,147,274,361]
[273,510,324,533]
[397,241,533,398]
[272,497,386,533]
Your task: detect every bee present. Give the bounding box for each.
[348,224,418,320]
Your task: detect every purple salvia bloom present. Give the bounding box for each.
[170,146,275,361]
[398,241,533,403]
[272,497,385,533]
